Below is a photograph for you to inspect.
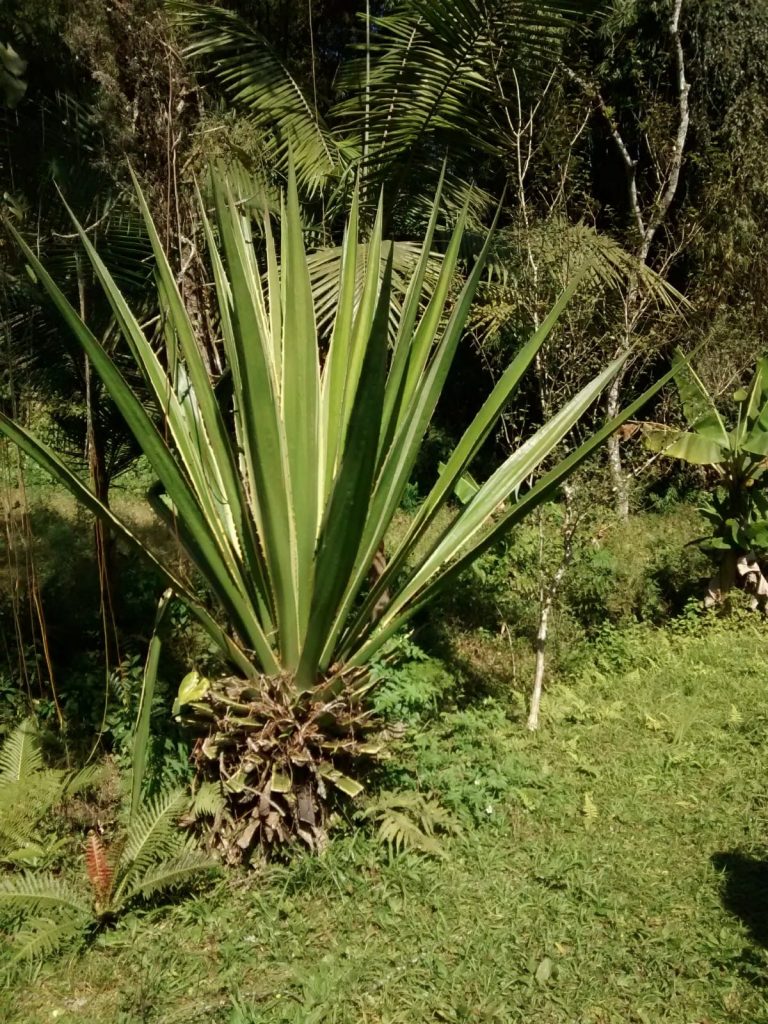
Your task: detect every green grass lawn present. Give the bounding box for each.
[4,617,768,1023]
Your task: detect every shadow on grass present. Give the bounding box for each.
[712,851,768,948]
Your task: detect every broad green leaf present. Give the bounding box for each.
[644,427,727,465]
[173,671,212,715]
[671,348,729,444]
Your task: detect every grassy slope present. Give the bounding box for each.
[5,619,768,1023]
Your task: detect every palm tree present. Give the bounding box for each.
[174,0,602,228]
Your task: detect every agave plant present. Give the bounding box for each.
[643,351,768,606]
[0,788,216,964]
[0,166,673,854]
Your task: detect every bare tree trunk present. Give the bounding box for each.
[84,354,120,670]
[527,486,576,731]
[606,369,630,519]
[78,257,119,670]
[528,587,555,732]
[562,0,690,519]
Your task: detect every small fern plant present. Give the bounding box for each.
[0,718,100,869]
[359,790,459,858]
[0,788,217,965]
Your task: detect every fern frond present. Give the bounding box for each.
[0,769,74,865]
[0,719,43,783]
[0,807,37,854]
[189,780,226,820]
[112,790,187,903]
[1,838,69,869]
[120,850,218,904]
[0,872,87,915]
[0,771,68,813]
[361,790,458,857]
[61,764,103,799]
[376,810,444,857]
[582,791,598,828]
[4,915,86,965]
[416,798,460,836]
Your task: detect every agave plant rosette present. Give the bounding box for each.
[1,168,674,853]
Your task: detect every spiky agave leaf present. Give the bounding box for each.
[1,161,681,853]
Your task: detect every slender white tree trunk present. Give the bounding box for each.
[528,591,553,731]
[527,487,576,731]
[562,0,690,520]
[606,369,630,520]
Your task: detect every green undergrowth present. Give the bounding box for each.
[4,616,768,1023]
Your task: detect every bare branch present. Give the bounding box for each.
[643,0,690,252]
[560,64,646,243]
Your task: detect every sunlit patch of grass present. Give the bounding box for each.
[6,618,768,1022]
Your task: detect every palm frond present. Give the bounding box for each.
[335,0,601,199]
[473,218,687,339]
[174,1,345,193]
[333,0,495,201]
[307,239,442,338]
